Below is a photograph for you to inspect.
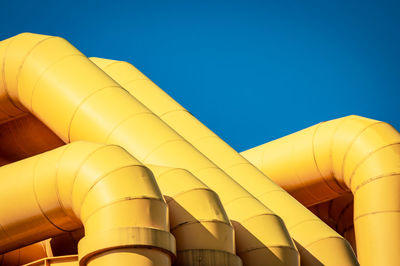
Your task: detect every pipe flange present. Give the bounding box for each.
[78,227,176,265]
[176,249,242,266]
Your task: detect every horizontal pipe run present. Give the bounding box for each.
[0,33,298,266]
[241,115,400,266]
[90,57,358,266]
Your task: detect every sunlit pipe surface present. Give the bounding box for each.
[0,114,240,264]
[0,142,175,266]
[0,33,298,266]
[241,115,400,266]
[150,165,242,266]
[90,57,357,266]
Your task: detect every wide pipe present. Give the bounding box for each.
[0,33,298,265]
[90,57,357,266]
[241,115,400,266]
[0,142,175,265]
[150,166,242,266]
[0,242,47,265]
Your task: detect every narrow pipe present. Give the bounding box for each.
[0,33,298,265]
[241,115,400,266]
[90,57,357,266]
[149,165,242,266]
[0,142,175,265]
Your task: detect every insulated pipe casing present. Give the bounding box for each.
[0,33,297,266]
[0,142,175,265]
[0,242,47,266]
[90,57,357,266]
[242,115,400,266]
[149,166,242,266]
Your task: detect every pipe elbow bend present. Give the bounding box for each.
[150,166,242,266]
[36,141,176,265]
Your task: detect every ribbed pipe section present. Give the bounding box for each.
[0,33,297,266]
[242,115,400,266]
[150,166,242,266]
[0,142,175,266]
[90,57,357,266]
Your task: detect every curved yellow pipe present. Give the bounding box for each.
[150,166,242,266]
[0,33,298,265]
[90,57,357,266]
[0,141,175,265]
[241,115,400,266]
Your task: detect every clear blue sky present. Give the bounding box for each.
[1,0,399,151]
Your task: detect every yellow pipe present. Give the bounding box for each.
[0,113,240,264]
[90,57,357,265]
[150,165,242,266]
[309,194,356,252]
[0,141,175,265]
[0,37,26,123]
[241,115,400,266]
[0,242,47,266]
[0,33,298,265]
[0,114,64,162]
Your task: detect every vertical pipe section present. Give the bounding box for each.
[241,115,400,266]
[1,33,298,266]
[90,58,357,266]
[0,142,175,266]
[149,166,242,266]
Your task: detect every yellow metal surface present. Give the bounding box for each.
[242,115,400,266]
[0,32,398,266]
[0,33,298,266]
[150,165,242,266]
[91,57,357,266]
[0,242,48,266]
[0,142,175,266]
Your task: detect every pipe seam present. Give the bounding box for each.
[170,219,232,232]
[66,85,122,142]
[1,36,27,112]
[103,111,153,143]
[354,209,400,221]
[33,153,72,233]
[353,171,400,194]
[15,36,56,98]
[82,197,166,225]
[329,117,351,191]
[78,164,148,212]
[312,122,348,195]
[304,236,348,249]
[237,245,299,255]
[164,187,220,203]
[348,142,400,188]
[29,54,86,112]
[340,121,384,181]
[141,138,186,163]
